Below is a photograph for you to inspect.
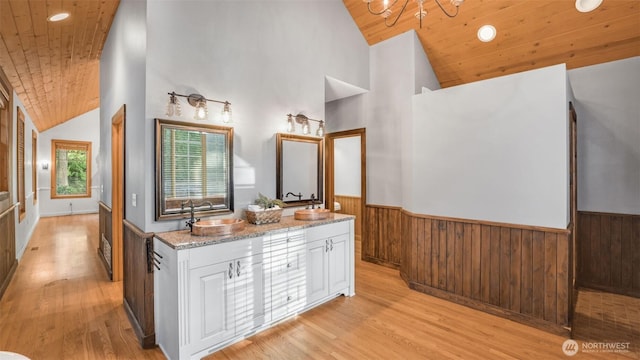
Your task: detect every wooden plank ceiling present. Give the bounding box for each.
[0,0,119,132]
[344,0,640,88]
[0,1,638,131]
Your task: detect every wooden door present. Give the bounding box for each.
[325,128,366,246]
[569,102,578,320]
[111,105,125,281]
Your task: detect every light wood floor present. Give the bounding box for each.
[0,214,637,359]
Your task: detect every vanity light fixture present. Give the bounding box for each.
[286,114,325,137]
[363,0,463,28]
[166,91,232,122]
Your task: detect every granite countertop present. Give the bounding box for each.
[155,213,355,250]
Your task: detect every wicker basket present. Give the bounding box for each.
[245,208,283,225]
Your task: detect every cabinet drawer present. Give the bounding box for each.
[189,236,265,269]
[306,221,350,242]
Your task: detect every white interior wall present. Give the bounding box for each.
[334,136,361,197]
[138,0,369,232]
[38,108,101,217]
[411,64,570,229]
[568,57,640,215]
[100,0,148,227]
[367,31,416,207]
[12,93,38,259]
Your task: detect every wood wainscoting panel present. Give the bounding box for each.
[334,195,362,241]
[363,205,402,269]
[0,205,16,300]
[400,210,572,335]
[577,211,640,298]
[98,201,112,279]
[123,220,155,349]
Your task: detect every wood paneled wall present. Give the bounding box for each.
[362,205,402,268]
[577,211,640,298]
[335,195,362,241]
[98,202,112,279]
[123,220,155,349]
[0,205,16,300]
[399,211,572,335]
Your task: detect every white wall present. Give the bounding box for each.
[38,108,101,217]
[12,93,38,259]
[100,0,147,226]
[411,64,570,229]
[367,30,440,207]
[334,136,361,197]
[568,57,640,215]
[124,0,369,232]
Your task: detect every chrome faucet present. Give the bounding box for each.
[181,200,214,232]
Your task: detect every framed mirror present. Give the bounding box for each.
[155,119,234,220]
[276,133,323,207]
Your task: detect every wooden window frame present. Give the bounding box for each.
[32,130,37,204]
[17,107,25,221]
[51,139,92,199]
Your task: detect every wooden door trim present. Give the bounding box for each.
[325,128,366,245]
[111,105,125,282]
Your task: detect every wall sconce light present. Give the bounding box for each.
[286,114,325,136]
[166,91,232,122]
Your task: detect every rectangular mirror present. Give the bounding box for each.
[155,119,234,220]
[276,133,323,206]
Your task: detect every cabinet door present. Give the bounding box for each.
[328,234,349,293]
[306,238,329,304]
[235,253,268,334]
[189,261,236,352]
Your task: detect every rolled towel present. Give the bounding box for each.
[247,204,262,211]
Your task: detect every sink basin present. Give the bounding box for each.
[294,208,331,221]
[192,219,246,237]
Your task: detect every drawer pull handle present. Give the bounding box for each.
[229,262,234,279]
[287,263,292,268]
[330,238,334,251]
[237,260,241,277]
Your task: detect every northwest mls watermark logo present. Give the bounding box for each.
[562,340,579,356]
[562,339,631,356]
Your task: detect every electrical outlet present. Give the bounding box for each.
[132,193,137,207]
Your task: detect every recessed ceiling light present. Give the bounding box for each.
[477,25,496,42]
[47,12,69,22]
[575,0,603,12]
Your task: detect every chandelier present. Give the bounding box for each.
[363,0,464,28]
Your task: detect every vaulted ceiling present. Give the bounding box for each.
[0,0,638,132]
[344,0,640,88]
[0,0,119,132]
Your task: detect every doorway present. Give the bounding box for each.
[325,129,366,255]
[111,105,125,281]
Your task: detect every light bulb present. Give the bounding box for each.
[316,121,325,137]
[287,115,295,132]
[221,102,232,123]
[302,121,310,135]
[194,101,208,120]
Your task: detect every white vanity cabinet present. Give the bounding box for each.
[154,235,268,360]
[188,252,267,357]
[305,221,351,305]
[154,217,354,360]
[268,230,306,321]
